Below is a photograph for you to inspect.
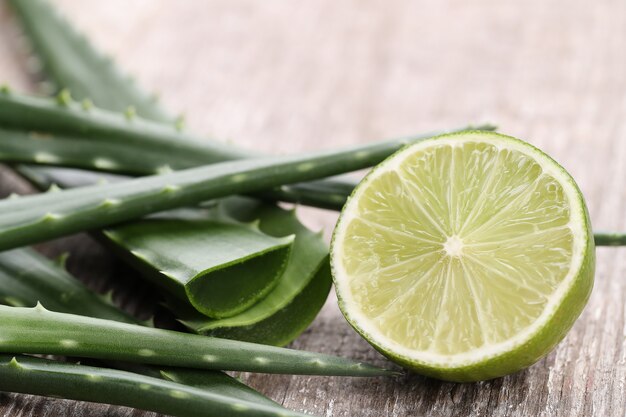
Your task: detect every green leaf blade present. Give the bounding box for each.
[167,198,332,346]
[103,219,294,318]
[0,355,308,417]
[0,304,394,376]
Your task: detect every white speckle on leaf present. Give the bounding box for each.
[203,354,218,363]
[156,165,173,174]
[170,390,189,399]
[34,152,60,163]
[162,184,181,193]
[138,349,155,357]
[100,198,121,207]
[297,162,315,172]
[60,339,79,348]
[232,404,249,411]
[93,158,118,170]
[231,174,247,182]
[42,212,62,221]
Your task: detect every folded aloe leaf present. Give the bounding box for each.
[9,0,171,122]
[0,131,438,250]
[0,304,392,376]
[0,355,309,417]
[102,218,294,318]
[0,247,291,410]
[150,197,332,346]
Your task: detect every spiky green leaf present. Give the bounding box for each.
[0,355,307,417]
[102,218,294,318]
[0,304,393,376]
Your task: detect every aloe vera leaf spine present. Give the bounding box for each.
[0,304,392,376]
[0,132,442,250]
[0,355,309,417]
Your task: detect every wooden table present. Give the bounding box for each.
[1,0,625,416]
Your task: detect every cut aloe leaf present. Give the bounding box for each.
[161,197,332,346]
[177,257,331,346]
[0,355,308,417]
[102,218,294,318]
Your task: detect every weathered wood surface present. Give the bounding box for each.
[0,0,625,416]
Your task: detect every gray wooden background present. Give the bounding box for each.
[0,0,625,416]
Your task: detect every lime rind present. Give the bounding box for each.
[331,131,594,381]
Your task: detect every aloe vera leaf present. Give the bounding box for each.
[0,91,248,168]
[156,368,277,405]
[0,355,309,417]
[0,247,287,409]
[0,129,440,251]
[178,254,332,346]
[255,177,358,210]
[102,219,294,318]
[157,197,331,345]
[228,185,626,248]
[8,0,171,122]
[0,90,490,212]
[0,247,135,323]
[0,304,393,376]
[0,90,491,172]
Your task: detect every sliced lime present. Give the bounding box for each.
[331,132,594,381]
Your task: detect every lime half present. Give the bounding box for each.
[331,132,594,381]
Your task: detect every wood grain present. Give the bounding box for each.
[1,0,626,416]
